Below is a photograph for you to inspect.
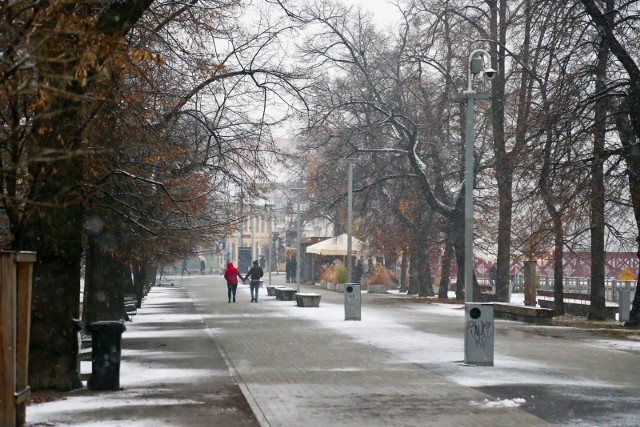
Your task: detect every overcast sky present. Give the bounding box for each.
[340,0,402,27]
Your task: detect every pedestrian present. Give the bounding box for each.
[199,256,206,275]
[489,264,497,286]
[244,260,264,303]
[285,258,291,282]
[181,259,190,276]
[355,258,363,283]
[224,262,243,303]
[291,256,297,283]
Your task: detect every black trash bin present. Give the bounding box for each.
[87,320,126,390]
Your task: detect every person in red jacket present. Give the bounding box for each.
[224,262,243,303]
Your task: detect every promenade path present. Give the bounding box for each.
[27,273,640,426]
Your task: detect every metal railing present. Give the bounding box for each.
[535,276,636,302]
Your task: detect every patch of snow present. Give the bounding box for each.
[470,397,527,408]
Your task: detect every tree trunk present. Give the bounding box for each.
[143,263,157,297]
[495,176,513,302]
[489,0,513,303]
[407,250,419,295]
[82,235,128,326]
[27,253,83,391]
[438,241,453,298]
[132,261,146,308]
[588,0,613,321]
[399,250,408,293]
[416,245,435,297]
[552,216,565,315]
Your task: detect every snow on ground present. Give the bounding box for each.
[27,284,631,425]
[26,290,227,426]
[267,294,615,389]
[470,397,527,409]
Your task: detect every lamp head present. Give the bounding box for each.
[470,56,484,75]
[484,67,497,80]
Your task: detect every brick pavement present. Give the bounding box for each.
[28,273,640,426]
[188,274,551,426]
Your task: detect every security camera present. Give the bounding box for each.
[484,67,497,80]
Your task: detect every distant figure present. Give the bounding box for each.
[285,258,292,282]
[355,259,363,283]
[291,256,297,283]
[224,262,243,303]
[259,256,266,270]
[244,260,264,303]
[181,259,190,276]
[199,256,206,275]
[489,264,497,286]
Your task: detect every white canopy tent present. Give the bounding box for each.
[305,233,367,256]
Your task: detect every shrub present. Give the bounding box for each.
[368,264,394,287]
[320,265,337,283]
[335,264,347,284]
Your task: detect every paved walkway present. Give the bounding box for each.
[27,273,640,426]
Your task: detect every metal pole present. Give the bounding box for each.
[295,189,302,292]
[238,191,244,266]
[347,159,353,283]
[464,91,475,303]
[267,206,273,287]
[250,217,255,261]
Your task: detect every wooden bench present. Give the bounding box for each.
[493,303,554,325]
[124,294,138,317]
[295,293,321,307]
[368,284,387,294]
[275,287,297,301]
[536,289,618,319]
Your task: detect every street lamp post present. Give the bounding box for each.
[238,190,244,265]
[291,187,304,293]
[457,48,496,366]
[264,203,275,287]
[250,217,255,261]
[338,159,358,282]
[462,49,495,304]
[343,159,355,283]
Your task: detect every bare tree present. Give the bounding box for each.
[580,0,640,326]
[0,0,305,390]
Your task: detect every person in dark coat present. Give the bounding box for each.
[181,259,190,276]
[355,259,363,283]
[199,256,206,275]
[291,256,297,283]
[224,262,243,303]
[489,264,497,286]
[244,260,264,303]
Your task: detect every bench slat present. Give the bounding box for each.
[494,303,554,325]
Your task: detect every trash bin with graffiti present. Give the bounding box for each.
[464,303,494,366]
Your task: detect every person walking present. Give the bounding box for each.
[181,259,190,276]
[199,256,206,275]
[224,262,243,303]
[244,260,264,303]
